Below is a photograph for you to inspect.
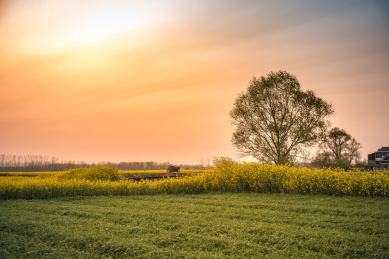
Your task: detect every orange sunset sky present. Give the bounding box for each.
[0,0,388,164]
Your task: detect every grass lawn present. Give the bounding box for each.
[1,193,388,258]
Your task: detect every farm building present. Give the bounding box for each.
[366,147,389,171]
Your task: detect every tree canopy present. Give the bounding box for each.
[229,71,334,164]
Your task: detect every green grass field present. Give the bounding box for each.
[1,193,388,258]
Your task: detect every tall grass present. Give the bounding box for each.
[0,160,388,199]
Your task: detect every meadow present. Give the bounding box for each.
[1,194,388,258]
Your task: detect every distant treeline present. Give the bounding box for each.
[0,154,210,172]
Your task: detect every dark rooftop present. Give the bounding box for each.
[377,147,389,152]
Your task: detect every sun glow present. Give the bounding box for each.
[28,2,149,53]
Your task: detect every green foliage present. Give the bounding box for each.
[57,166,120,182]
[230,70,334,165]
[1,194,388,258]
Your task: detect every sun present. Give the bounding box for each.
[66,4,145,47]
[32,2,148,52]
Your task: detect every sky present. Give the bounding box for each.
[0,0,388,165]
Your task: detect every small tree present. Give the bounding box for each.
[322,127,351,159]
[230,71,334,164]
[347,137,362,164]
[314,127,363,168]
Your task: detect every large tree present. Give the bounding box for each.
[229,71,334,164]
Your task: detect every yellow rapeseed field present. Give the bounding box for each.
[0,171,57,177]
[0,169,210,177]
[0,160,388,199]
[212,158,389,197]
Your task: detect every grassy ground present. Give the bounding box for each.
[1,193,388,258]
